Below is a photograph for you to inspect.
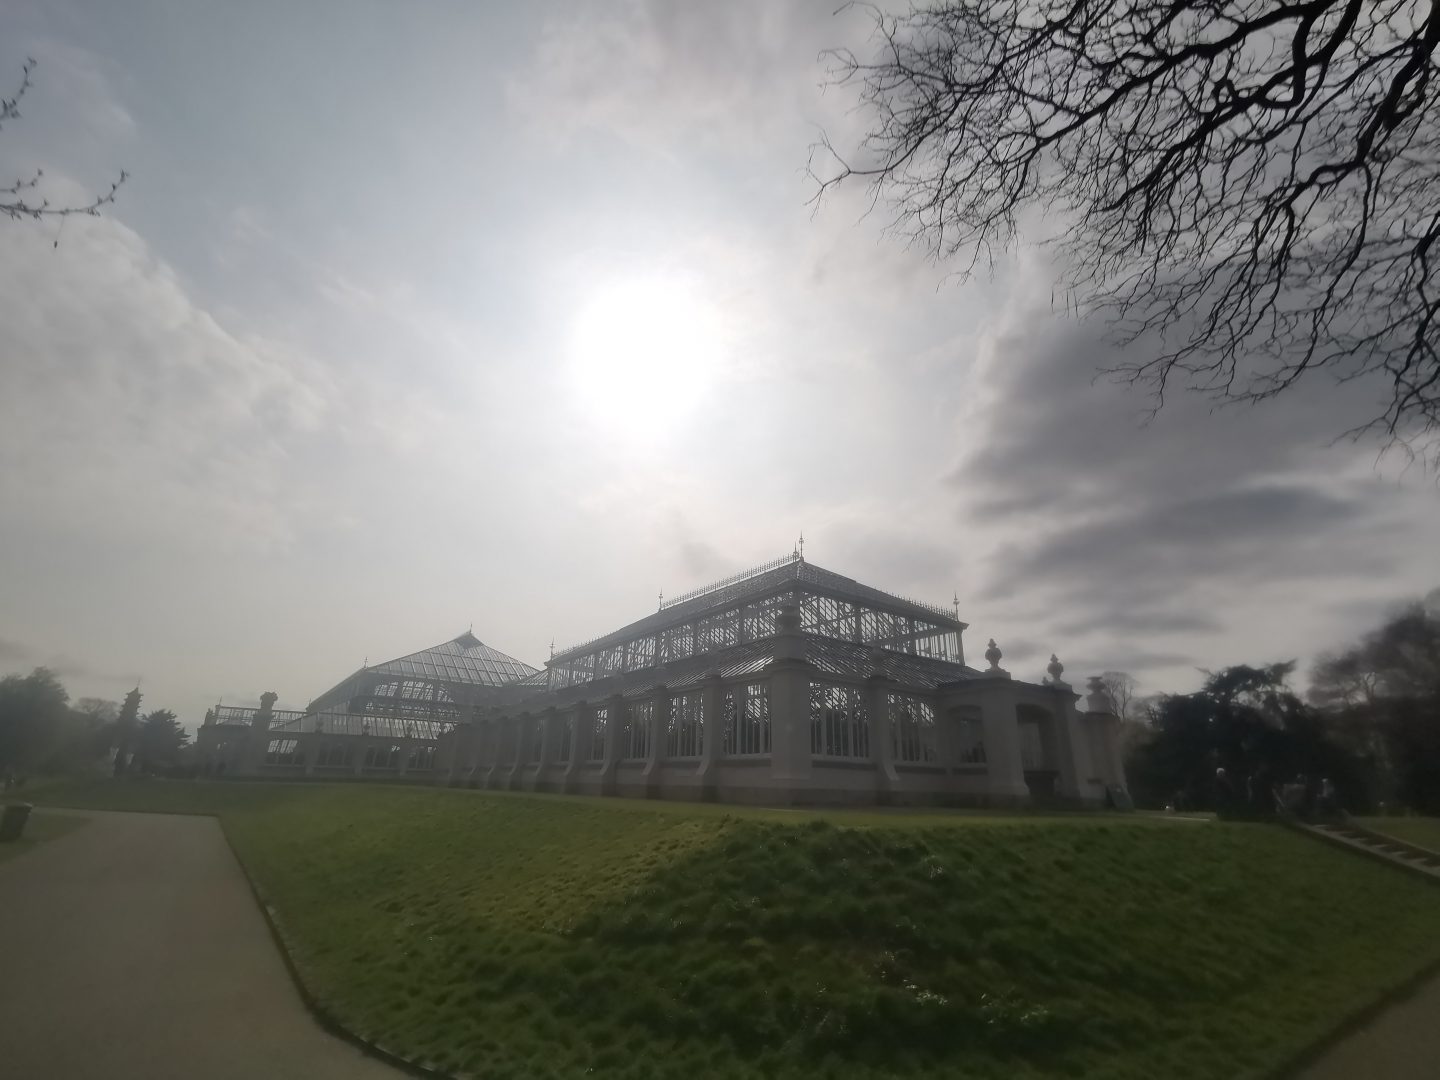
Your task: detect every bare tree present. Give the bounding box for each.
[814,1,1440,461]
[1099,670,1139,720]
[2,58,126,224]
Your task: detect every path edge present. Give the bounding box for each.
[1268,951,1440,1078]
[217,822,459,1080]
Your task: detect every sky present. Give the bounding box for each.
[1,0,1436,725]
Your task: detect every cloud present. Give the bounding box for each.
[942,296,1440,689]
[0,638,31,667]
[507,0,867,150]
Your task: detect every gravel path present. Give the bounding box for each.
[0,808,400,1079]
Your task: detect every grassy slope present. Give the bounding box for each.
[1360,816,1440,852]
[31,780,1440,1080]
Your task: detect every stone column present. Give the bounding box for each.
[696,670,725,800]
[766,597,814,796]
[562,702,588,794]
[505,714,528,790]
[1042,657,1095,803]
[866,672,899,802]
[483,714,506,789]
[535,708,556,792]
[600,695,624,796]
[971,681,1029,805]
[643,686,669,799]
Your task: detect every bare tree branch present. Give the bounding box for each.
[2,58,128,226]
[814,0,1440,463]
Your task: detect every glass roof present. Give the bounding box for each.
[552,557,961,662]
[368,631,539,687]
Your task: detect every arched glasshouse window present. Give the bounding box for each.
[888,693,937,763]
[809,683,869,760]
[667,692,703,758]
[722,683,770,756]
[551,713,573,762]
[624,699,653,760]
[587,706,609,761]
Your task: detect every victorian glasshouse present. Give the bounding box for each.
[195,553,1129,806]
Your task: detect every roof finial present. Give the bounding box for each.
[953,592,960,619]
[658,589,664,609]
[549,638,555,660]
[984,639,1002,669]
[798,531,805,560]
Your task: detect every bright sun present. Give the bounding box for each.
[567,276,724,425]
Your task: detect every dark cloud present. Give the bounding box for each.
[826,526,959,597]
[1053,609,1222,637]
[0,638,31,668]
[946,304,1438,688]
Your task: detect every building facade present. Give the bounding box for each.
[198,555,1129,807]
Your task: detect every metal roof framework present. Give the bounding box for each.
[306,631,539,720]
[539,555,967,694]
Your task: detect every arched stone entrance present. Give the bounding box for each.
[1016,702,1062,802]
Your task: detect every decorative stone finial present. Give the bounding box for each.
[1085,675,1112,714]
[984,639,1002,669]
[1047,654,1064,682]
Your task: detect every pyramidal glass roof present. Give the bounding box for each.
[369,631,539,687]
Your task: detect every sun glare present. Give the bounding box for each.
[567,276,723,428]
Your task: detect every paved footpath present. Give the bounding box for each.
[0,809,400,1080]
[1296,969,1440,1080]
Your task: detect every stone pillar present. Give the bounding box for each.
[483,714,506,789]
[643,686,669,799]
[972,681,1029,804]
[1048,689,1095,802]
[505,714,528,790]
[536,708,556,792]
[866,672,899,802]
[599,695,623,796]
[696,670,725,800]
[767,596,813,795]
[562,702,588,794]
[1085,677,1129,794]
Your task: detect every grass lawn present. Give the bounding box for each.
[1360,816,1440,852]
[0,806,89,865]
[30,779,1440,1080]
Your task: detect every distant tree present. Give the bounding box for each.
[816,1,1440,460]
[2,58,127,225]
[1127,662,1368,814]
[135,709,188,774]
[0,667,70,775]
[1098,671,1139,721]
[74,697,119,724]
[112,686,142,777]
[1312,599,1440,813]
[39,698,121,774]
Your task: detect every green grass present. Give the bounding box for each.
[0,807,89,864]
[1360,816,1440,852]
[29,779,1440,1080]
